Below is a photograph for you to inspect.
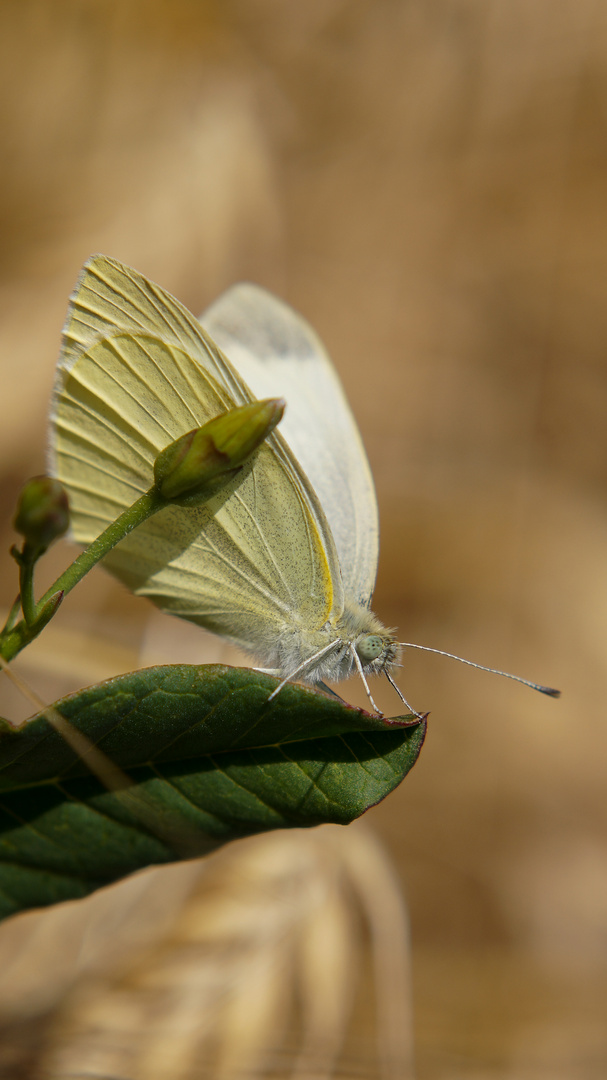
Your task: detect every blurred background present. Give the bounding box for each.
[0,1,606,1076]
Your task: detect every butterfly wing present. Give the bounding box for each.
[50,258,346,662]
[200,284,379,607]
[59,254,238,392]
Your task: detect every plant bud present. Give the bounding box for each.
[154,398,285,504]
[13,476,70,554]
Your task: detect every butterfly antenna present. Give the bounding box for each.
[384,670,425,721]
[350,644,383,716]
[397,642,560,697]
[267,640,341,702]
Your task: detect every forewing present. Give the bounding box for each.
[200,284,379,606]
[51,332,338,660]
[59,255,237,392]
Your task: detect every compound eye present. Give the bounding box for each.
[356,634,384,663]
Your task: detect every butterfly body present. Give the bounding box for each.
[259,605,399,686]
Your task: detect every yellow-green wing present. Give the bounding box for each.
[50,331,340,661]
[60,254,239,395]
[201,284,380,608]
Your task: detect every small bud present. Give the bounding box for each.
[13,476,70,554]
[154,398,285,505]
[33,589,65,632]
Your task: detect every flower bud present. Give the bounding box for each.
[34,589,65,631]
[13,476,70,554]
[154,398,285,505]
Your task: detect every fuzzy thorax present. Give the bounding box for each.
[274,599,400,685]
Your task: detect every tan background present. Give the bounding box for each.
[0,1,606,1076]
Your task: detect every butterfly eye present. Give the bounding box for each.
[356,634,384,663]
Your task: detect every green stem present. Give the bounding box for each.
[19,555,36,626]
[1,488,166,663]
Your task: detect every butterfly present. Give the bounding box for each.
[49,256,559,714]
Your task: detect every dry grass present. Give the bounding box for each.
[0,826,413,1080]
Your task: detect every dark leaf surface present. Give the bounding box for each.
[0,665,426,920]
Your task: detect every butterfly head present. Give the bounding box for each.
[355,632,398,670]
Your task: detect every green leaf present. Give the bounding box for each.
[0,665,426,920]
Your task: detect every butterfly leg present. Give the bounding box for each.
[317,680,345,702]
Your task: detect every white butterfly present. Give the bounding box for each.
[49,256,558,714]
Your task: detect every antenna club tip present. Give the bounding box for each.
[539,686,561,698]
